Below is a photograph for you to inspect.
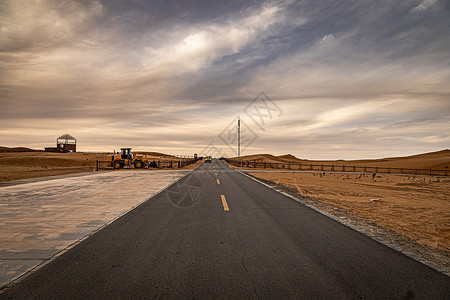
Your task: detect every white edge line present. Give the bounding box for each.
[233,167,450,277]
[0,162,204,292]
[232,169,448,178]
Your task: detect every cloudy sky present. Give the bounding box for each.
[1,0,449,159]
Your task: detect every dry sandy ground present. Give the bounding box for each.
[247,171,450,264]
[0,151,200,182]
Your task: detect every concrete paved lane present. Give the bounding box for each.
[1,160,449,299]
[0,170,186,288]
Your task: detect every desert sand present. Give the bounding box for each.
[234,149,450,170]
[0,147,200,182]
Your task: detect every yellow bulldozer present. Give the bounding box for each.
[109,148,149,169]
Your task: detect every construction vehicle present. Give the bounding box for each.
[205,156,212,163]
[108,148,149,169]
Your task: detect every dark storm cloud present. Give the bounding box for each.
[173,0,450,102]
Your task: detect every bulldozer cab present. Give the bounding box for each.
[120,148,132,160]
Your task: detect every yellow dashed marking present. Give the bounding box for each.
[217,179,220,184]
[220,195,229,211]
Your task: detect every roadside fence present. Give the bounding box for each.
[223,158,449,176]
[96,159,199,171]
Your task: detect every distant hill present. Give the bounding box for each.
[236,153,305,163]
[136,151,178,159]
[349,149,450,169]
[233,150,450,170]
[0,146,40,152]
[276,154,303,162]
[235,154,281,162]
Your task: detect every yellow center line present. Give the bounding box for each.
[220,195,229,211]
[214,172,217,176]
[216,179,220,184]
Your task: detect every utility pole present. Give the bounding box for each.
[238,117,241,157]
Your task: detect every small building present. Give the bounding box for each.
[45,134,77,153]
[57,134,76,152]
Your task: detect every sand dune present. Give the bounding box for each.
[136,151,178,159]
[236,149,450,170]
[234,154,281,162]
[0,146,39,152]
[276,154,302,162]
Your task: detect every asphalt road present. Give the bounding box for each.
[1,159,449,299]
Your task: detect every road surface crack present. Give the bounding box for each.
[241,251,262,300]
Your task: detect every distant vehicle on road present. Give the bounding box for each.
[205,156,212,163]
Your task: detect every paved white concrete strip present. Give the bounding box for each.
[0,170,186,287]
